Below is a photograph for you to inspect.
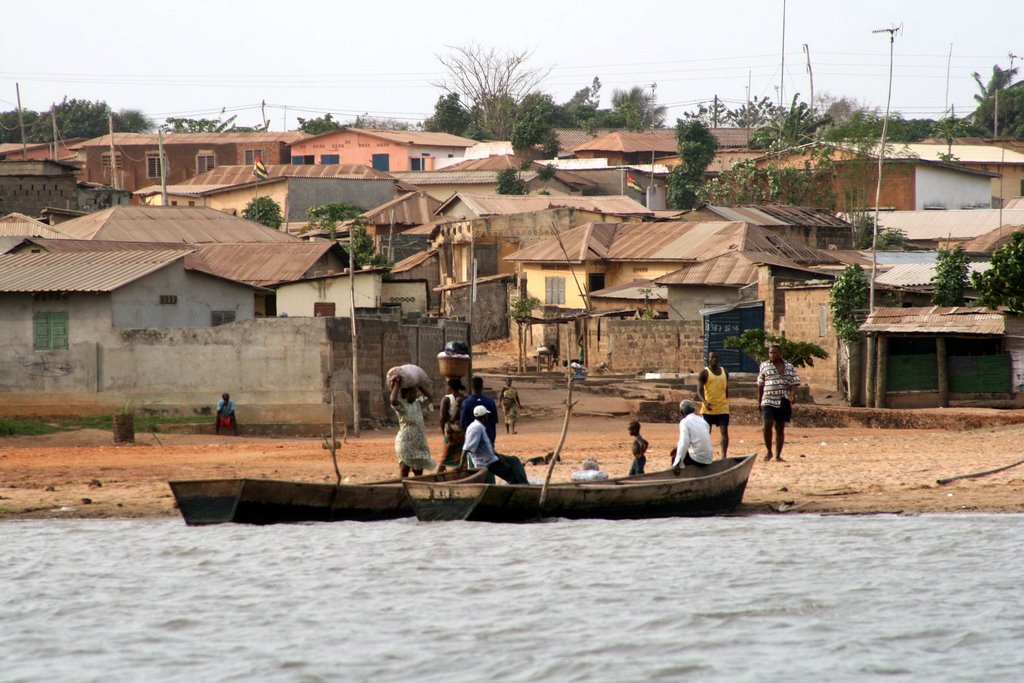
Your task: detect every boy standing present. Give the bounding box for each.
[627,421,648,475]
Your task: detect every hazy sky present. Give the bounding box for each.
[3,0,1021,130]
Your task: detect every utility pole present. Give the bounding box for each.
[51,104,59,160]
[15,83,28,160]
[648,82,657,209]
[713,94,720,127]
[868,24,901,314]
[349,225,360,437]
[779,0,787,107]
[803,44,814,112]
[944,43,953,115]
[107,114,119,190]
[158,128,168,205]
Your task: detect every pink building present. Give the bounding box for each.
[288,128,476,172]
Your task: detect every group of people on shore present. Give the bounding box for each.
[387,344,801,483]
[389,374,529,484]
[628,346,801,475]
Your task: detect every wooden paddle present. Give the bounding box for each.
[937,457,1024,485]
[540,375,576,509]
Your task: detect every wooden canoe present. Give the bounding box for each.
[403,454,757,522]
[169,469,485,526]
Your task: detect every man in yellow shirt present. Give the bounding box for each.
[697,351,730,459]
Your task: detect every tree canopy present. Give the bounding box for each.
[242,196,283,230]
[972,232,1024,313]
[296,113,344,136]
[0,97,153,144]
[931,246,970,307]
[829,264,868,343]
[667,119,718,210]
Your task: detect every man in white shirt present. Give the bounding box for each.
[462,405,530,484]
[670,400,713,475]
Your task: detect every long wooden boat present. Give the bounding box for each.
[169,469,485,526]
[403,454,756,522]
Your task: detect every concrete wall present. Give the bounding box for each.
[382,280,429,315]
[0,164,79,215]
[665,285,741,321]
[0,314,471,426]
[915,165,992,210]
[285,177,398,220]
[587,318,704,374]
[275,272,382,318]
[442,277,512,343]
[111,266,255,328]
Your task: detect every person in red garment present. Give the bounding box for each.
[215,392,237,436]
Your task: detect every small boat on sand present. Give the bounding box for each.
[169,469,485,526]
[402,454,756,522]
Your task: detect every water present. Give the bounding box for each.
[2,515,1023,683]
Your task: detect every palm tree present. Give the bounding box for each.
[973,65,1018,103]
[610,86,666,132]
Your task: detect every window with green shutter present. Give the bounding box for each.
[33,312,69,350]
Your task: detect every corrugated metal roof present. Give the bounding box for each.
[0,249,188,292]
[700,205,853,228]
[297,128,476,148]
[0,212,74,238]
[654,251,827,286]
[890,143,1024,165]
[860,306,1005,335]
[78,132,307,147]
[175,163,392,187]
[10,238,196,254]
[361,192,442,226]
[393,169,537,185]
[565,128,752,153]
[441,155,523,171]
[441,193,652,218]
[874,262,991,288]
[507,221,840,265]
[391,249,438,274]
[185,242,340,286]
[869,209,1024,241]
[56,206,301,243]
[434,273,513,292]
[958,224,1024,253]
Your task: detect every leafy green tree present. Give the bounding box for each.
[423,93,473,136]
[306,202,363,237]
[112,109,154,133]
[0,109,43,143]
[511,93,557,155]
[750,95,831,150]
[667,119,718,210]
[699,148,836,208]
[496,168,528,195]
[297,113,344,136]
[723,329,828,368]
[610,86,665,132]
[829,264,869,343]
[972,232,1024,313]
[242,196,283,230]
[53,98,118,138]
[931,246,970,307]
[163,115,240,133]
[352,115,410,130]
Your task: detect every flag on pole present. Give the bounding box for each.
[626,174,642,192]
[253,157,269,181]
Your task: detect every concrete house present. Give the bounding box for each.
[0,245,259,401]
[684,204,857,250]
[0,212,74,239]
[135,163,401,226]
[870,209,1024,250]
[287,128,476,172]
[566,128,753,165]
[360,191,443,262]
[0,160,81,216]
[76,132,307,192]
[505,220,838,314]
[274,268,386,318]
[887,143,1024,207]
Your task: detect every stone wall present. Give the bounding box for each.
[587,318,705,374]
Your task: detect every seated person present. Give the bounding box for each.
[215,392,237,436]
[461,405,530,485]
[571,458,609,482]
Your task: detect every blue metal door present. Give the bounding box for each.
[703,303,764,372]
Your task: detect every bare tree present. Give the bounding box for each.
[434,44,551,139]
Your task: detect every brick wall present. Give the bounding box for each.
[780,286,839,396]
[587,318,705,374]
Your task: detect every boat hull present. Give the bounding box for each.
[404,455,757,522]
[169,470,485,526]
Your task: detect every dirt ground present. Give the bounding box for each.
[3,373,1024,519]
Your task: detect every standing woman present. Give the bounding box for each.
[389,377,436,477]
[437,378,466,473]
[499,377,523,434]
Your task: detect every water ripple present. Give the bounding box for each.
[1,515,1023,682]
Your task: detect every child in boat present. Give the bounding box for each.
[571,458,609,482]
[628,421,648,475]
[389,376,436,478]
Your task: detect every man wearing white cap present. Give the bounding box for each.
[670,399,713,475]
[462,404,530,484]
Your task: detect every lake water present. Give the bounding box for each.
[2,514,1023,683]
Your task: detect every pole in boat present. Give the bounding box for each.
[540,374,575,509]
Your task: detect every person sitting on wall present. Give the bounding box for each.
[216,392,238,436]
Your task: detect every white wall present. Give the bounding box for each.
[381,280,428,315]
[915,166,992,210]
[275,272,382,317]
[112,265,254,328]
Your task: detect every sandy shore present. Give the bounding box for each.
[3,381,1024,520]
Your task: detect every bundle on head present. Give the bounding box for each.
[387,364,432,392]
